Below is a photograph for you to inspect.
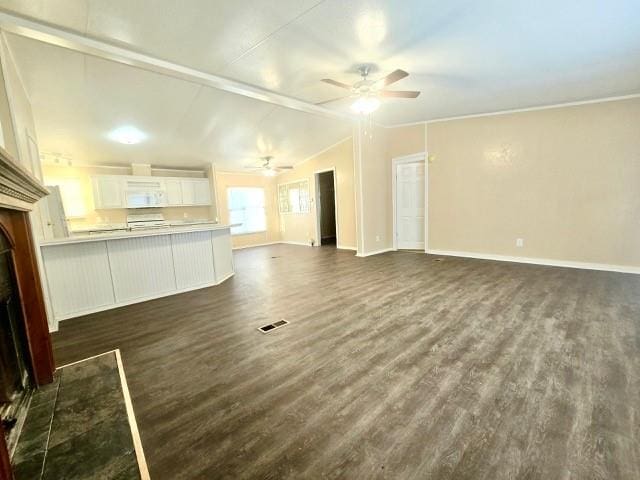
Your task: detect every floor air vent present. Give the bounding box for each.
[258,319,289,333]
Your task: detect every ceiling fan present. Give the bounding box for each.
[318,66,420,114]
[244,156,293,176]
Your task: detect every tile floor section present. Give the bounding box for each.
[11,352,140,479]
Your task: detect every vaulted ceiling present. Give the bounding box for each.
[1,0,639,170]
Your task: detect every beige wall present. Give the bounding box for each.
[354,123,427,255]
[356,124,390,253]
[387,124,426,159]
[426,97,640,267]
[278,137,356,249]
[215,171,280,248]
[42,164,212,230]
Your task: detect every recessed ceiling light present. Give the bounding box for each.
[108,125,147,145]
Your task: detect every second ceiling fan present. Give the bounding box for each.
[318,66,420,114]
[244,156,293,176]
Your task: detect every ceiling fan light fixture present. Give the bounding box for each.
[351,96,380,115]
[263,168,277,177]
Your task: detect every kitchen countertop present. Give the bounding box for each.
[40,222,236,246]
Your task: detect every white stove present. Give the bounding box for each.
[126,213,169,230]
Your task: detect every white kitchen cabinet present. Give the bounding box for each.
[180,178,211,206]
[91,176,124,209]
[90,175,211,208]
[180,179,195,205]
[165,178,183,206]
[193,179,212,205]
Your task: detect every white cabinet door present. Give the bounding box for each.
[165,178,183,206]
[180,179,196,205]
[92,176,124,209]
[179,179,211,205]
[193,179,211,205]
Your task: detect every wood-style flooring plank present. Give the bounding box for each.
[52,245,640,479]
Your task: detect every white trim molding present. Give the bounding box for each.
[56,350,150,480]
[337,244,357,251]
[392,152,427,252]
[356,247,395,258]
[280,240,312,247]
[313,167,339,247]
[427,249,640,275]
[382,93,640,128]
[232,241,280,250]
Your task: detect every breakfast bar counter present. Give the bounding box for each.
[39,224,235,322]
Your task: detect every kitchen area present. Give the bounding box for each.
[37,162,235,328]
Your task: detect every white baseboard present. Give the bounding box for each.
[280,240,313,247]
[427,249,640,275]
[233,241,279,250]
[234,241,356,250]
[356,247,395,257]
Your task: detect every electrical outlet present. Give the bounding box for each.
[376,235,380,242]
[516,238,524,248]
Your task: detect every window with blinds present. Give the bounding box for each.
[278,180,310,214]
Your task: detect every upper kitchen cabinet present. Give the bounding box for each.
[181,179,211,206]
[165,178,183,206]
[90,175,211,209]
[91,175,124,209]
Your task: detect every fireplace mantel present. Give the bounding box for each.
[0,144,53,479]
[0,146,49,211]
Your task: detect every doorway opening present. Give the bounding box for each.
[393,154,426,251]
[314,169,337,247]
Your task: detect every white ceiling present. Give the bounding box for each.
[5,34,352,170]
[1,0,640,169]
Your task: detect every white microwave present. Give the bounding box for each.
[125,190,166,208]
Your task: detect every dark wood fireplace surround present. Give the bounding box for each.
[0,146,53,480]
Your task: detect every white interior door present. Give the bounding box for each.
[396,161,425,250]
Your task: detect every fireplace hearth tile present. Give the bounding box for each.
[11,377,59,468]
[10,351,145,480]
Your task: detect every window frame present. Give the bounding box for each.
[277,178,310,215]
[226,186,267,236]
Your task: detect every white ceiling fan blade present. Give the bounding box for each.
[321,78,352,90]
[379,90,420,98]
[374,69,409,89]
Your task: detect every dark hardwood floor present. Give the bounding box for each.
[53,245,640,479]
